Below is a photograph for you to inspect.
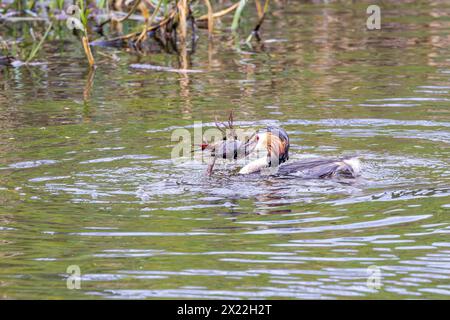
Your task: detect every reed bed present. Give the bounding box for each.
[0,0,277,67]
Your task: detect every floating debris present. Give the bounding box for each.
[130,63,203,73]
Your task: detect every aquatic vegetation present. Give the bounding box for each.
[0,0,273,67]
[231,0,248,32]
[25,21,53,63]
[77,0,95,67]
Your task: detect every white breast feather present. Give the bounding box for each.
[343,157,361,176]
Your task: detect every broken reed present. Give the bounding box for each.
[78,0,95,67]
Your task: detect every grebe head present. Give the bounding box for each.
[242,126,290,166]
[201,111,290,175]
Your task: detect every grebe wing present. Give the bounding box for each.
[277,157,360,178]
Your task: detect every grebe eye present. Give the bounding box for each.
[256,135,259,141]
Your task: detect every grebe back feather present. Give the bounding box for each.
[277,156,361,178]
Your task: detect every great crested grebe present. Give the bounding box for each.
[202,115,361,178]
[237,126,361,178]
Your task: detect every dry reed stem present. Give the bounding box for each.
[197,2,239,21]
[257,0,270,32]
[143,0,157,9]
[247,0,270,42]
[139,1,150,20]
[177,0,188,44]
[255,0,263,18]
[203,0,214,36]
[116,0,142,22]
[107,10,176,42]
[82,36,95,67]
[136,0,163,44]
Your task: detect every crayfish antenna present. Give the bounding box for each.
[214,115,227,136]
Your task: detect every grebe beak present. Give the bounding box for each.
[241,132,260,157]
